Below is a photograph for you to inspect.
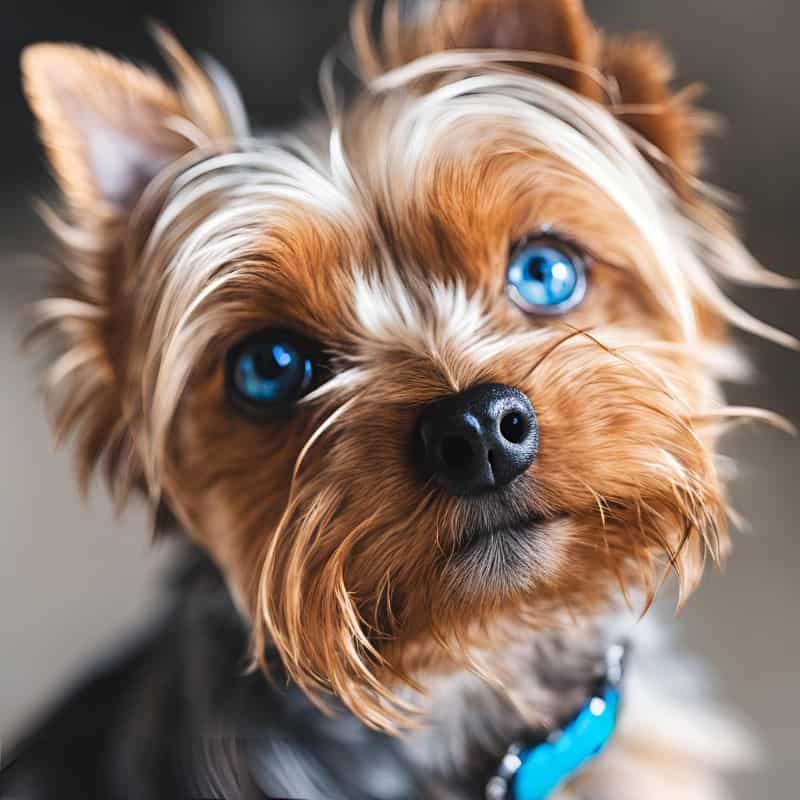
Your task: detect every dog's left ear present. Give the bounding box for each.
[354,0,707,175]
[354,0,600,95]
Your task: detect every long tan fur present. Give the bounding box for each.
[21,0,793,745]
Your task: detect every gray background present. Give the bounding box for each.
[1,1,797,797]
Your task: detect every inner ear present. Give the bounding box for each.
[21,31,233,217]
[66,81,188,211]
[455,0,599,94]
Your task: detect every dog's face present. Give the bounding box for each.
[22,0,787,729]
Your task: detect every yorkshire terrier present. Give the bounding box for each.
[3,1,794,798]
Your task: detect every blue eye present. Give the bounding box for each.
[227,329,316,417]
[507,237,587,315]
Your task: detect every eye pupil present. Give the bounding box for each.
[250,344,293,380]
[507,238,586,314]
[527,256,548,282]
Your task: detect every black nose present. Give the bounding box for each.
[413,383,538,497]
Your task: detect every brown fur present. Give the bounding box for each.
[20,0,789,755]
[350,0,713,177]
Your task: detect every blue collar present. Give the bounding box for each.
[485,642,628,800]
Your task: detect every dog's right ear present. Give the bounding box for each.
[20,32,241,500]
[21,29,234,220]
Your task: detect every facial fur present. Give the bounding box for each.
[21,0,793,733]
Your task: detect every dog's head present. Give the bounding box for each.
[22,0,792,730]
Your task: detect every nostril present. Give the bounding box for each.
[500,411,528,444]
[440,435,474,472]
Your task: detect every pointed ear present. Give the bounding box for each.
[452,0,600,95]
[353,0,601,97]
[21,30,233,217]
[354,0,707,176]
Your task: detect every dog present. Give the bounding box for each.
[3,1,793,798]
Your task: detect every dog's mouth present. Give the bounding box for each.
[456,510,547,556]
[444,510,555,594]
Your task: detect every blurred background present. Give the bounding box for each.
[0,1,797,797]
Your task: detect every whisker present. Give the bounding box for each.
[292,395,360,484]
[692,406,796,435]
[521,325,598,381]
